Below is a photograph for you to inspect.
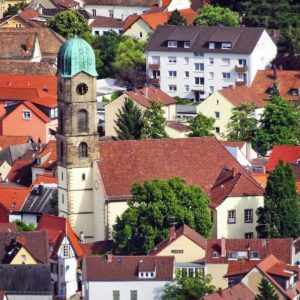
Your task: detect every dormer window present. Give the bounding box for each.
[290,88,299,96]
[168,41,177,48]
[212,251,219,258]
[250,251,260,259]
[209,42,215,49]
[228,251,237,260]
[222,43,232,49]
[139,271,155,279]
[184,41,190,48]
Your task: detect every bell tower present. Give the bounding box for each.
[56,36,99,241]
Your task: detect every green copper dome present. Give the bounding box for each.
[57,36,98,78]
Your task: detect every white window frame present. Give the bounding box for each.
[184,57,189,64]
[184,41,190,48]
[22,110,31,120]
[244,209,253,223]
[221,58,230,66]
[228,210,236,223]
[168,40,178,48]
[92,9,96,17]
[184,71,189,78]
[168,56,177,64]
[194,63,204,71]
[222,42,232,49]
[184,85,189,92]
[209,42,215,49]
[168,85,177,92]
[168,70,177,78]
[222,72,231,79]
[209,72,214,80]
[215,111,220,119]
[194,77,204,86]
[209,58,214,65]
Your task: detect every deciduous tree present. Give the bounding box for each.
[187,113,215,137]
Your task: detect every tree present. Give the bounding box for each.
[113,177,212,254]
[142,100,168,139]
[255,278,279,300]
[46,10,93,43]
[162,272,215,300]
[187,113,215,137]
[226,103,257,141]
[256,161,300,238]
[114,97,144,140]
[166,9,187,25]
[14,220,35,232]
[4,3,24,16]
[252,95,299,156]
[194,5,240,27]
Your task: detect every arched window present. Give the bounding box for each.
[78,142,88,158]
[78,109,88,133]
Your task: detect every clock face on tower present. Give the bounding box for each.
[76,83,88,95]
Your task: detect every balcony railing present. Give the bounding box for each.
[150,77,160,85]
[149,64,160,70]
[235,65,248,73]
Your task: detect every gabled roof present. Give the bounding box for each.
[31,173,57,187]
[98,137,263,201]
[166,121,189,133]
[201,283,255,300]
[84,255,174,281]
[218,86,266,108]
[222,141,246,149]
[90,16,124,28]
[18,8,40,20]
[125,86,176,108]
[33,140,57,169]
[0,61,56,75]
[82,240,114,256]
[266,145,300,172]
[0,136,32,150]
[149,224,207,255]
[7,158,33,187]
[206,238,292,264]
[85,0,158,7]
[36,214,84,258]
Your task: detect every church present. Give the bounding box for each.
[57,36,264,242]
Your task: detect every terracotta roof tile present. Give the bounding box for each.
[85,0,158,6]
[0,136,31,150]
[0,184,30,211]
[166,121,188,133]
[0,223,17,233]
[52,0,79,8]
[266,145,300,172]
[84,255,174,281]
[7,159,32,187]
[90,16,124,28]
[34,140,57,169]
[224,260,258,277]
[82,240,114,256]
[251,173,268,188]
[31,173,57,187]
[123,15,139,32]
[18,8,39,20]
[222,141,246,149]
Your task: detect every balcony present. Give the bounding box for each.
[150,77,160,85]
[149,64,160,70]
[235,80,246,86]
[235,65,248,73]
[192,86,204,92]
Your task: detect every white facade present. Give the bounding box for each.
[83,280,170,300]
[146,30,277,101]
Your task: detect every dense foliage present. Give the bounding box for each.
[255,278,279,300]
[15,220,35,232]
[256,161,300,238]
[113,178,212,254]
[166,9,187,25]
[187,112,215,137]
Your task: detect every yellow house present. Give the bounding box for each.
[0,13,38,28]
[0,160,11,181]
[165,121,189,138]
[10,246,37,264]
[104,86,177,137]
[197,86,266,138]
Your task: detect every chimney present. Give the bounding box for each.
[25,38,32,53]
[106,253,113,263]
[246,141,252,161]
[170,226,176,240]
[218,287,223,296]
[221,237,226,257]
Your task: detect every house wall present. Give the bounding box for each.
[6,295,52,300]
[165,126,187,138]
[122,18,152,41]
[0,160,11,180]
[0,16,34,28]
[206,264,228,289]
[1,103,47,143]
[166,0,191,11]
[155,235,206,263]
[10,247,37,264]
[83,280,171,300]
[225,147,251,167]
[214,195,264,239]
[21,213,37,225]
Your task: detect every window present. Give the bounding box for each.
[184,85,189,92]
[222,42,232,49]
[228,251,237,259]
[221,58,230,66]
[209,58,214,65]
[215,111,220,119]
[168,40,177,48]
[216,99,219,105]
[238,59,247,67]
[228,210,236,224]
[168,85,177,92]
[139,32,143,38]
[171,250,184,254]
[15,23,22,28]
[168,70,177,77]
[130,290,137,300]
[60,264,64,276]
[109,10,114,18]
[194,63,204,71]
[290,89,299,96]
[184,71,189,78]
[212,251,218,258]
[92,9,96,17]
[95,30,99,35]
[62,194,64,204]
[244,209,253,223]
[209,86,214,93]
[113,291,120,300]
[78,109,88,132]
[62,245,70,257]
[195,77,204,85]
[184,57,189,64]
[194,52,204,57]
[61,171,63,181]
[209,42,215,49]
[168,56,176,63]
[82,173,86,181]
[209,72,214,80]
[151,56,160,64]
[215,127,220,134]
[250,251,259,259]
[245,232,254,239]
[22,111,31,120]
[21,255,26,264]
[78,142,88,158]
[184,41,190,48]
[222,72,231,79]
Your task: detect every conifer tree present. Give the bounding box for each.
[255,278,279,300]
[166,9,187,25]
[114,97,144,140]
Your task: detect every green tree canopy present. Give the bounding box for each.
[187,112,215,137]
[256,161,300,238]
[194,5,240,27]
[252,95,299,156]
[15,220,35,232]
[226,103,257,141]
[166,9,187,25]
[255,278,279,300]
[142,100,168,139]
[162,272,215,300]
[113,177,212,254]
[46,10,93,43]
[114,97,144,140]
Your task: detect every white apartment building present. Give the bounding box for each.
[146,25,277,101]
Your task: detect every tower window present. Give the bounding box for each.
[79,142,88,158]
[60,142,64,162]
[82,173,86,181]
[78,109,88,132]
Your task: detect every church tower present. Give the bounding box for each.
[56,36,99,241]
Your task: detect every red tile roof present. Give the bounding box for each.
[222,141,246,149]
[7,159,33,187]
[0,184,30,211]
[166,121,188,133]
[224,260,258,277]
[18,8,39,20]
[201,283,255,300]
[82,240,114,256]
[123,15,139,32]
[0,223,17,233]
[31,173,57,187]
[85,0,158,7]
[0,136,31,150]
[266,145,300,172]
[251,70,300,101]
[251,173,268,188]
[206,238,292,264]
[218,86,266,108]
[149,224,207,255]
[125,86,176,108]
[98,137,263,202]
[36,214,84,258]
[84,255,174,281]
[90,16,124,28]
[34,140,57,169]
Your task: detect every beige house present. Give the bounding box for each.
[0,160,11,181]
[197,86,266,138]
[165,121,189,138]
[104,86,176,137]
